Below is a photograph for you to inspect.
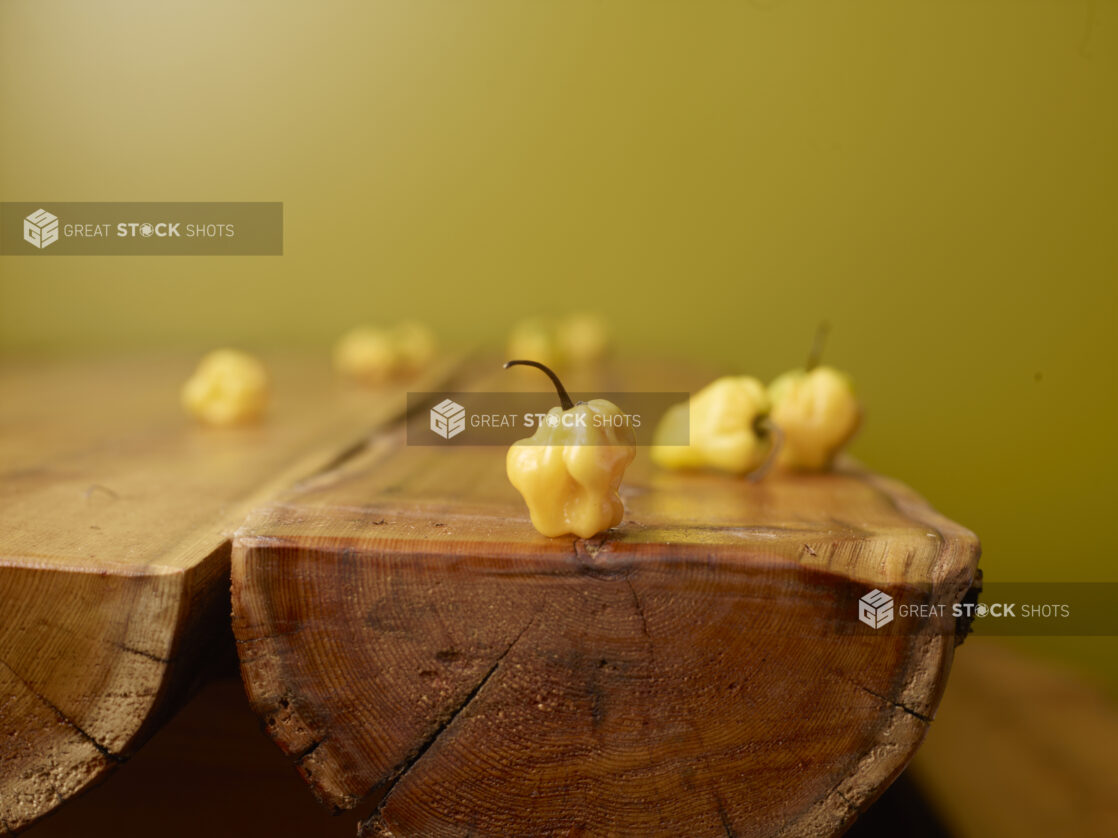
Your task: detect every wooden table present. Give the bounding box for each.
[1,355,980,836]
[0,354,455,833]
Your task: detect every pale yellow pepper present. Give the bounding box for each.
[506,312,611,372]
[392,320,438,373]
[556,312,611,365]
[333,326,399,383]
[768,366,861,470]
[651,376,771,474]
[506,317,563,371]
[505,360,636,538]
[334,321,438,383]
[181,349,269,426]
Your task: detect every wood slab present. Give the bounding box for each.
[232,366,980,837]
[0,353,456,833]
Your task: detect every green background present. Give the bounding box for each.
[2,1,1115,684]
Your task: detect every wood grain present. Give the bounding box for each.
[0,353,456,832]
[232,364,979,838]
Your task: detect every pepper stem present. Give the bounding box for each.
[805,320,831,372]
[748,416,783,483]
[504,359,575,410]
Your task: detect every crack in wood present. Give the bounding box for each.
[587,667,606,731]
[235,623,309,646]
[363,618,536,828]
[624,577,654,664]
[293,734,329,763]
[114,642,171,664]
[0,656,122,763]
[857,684,933,724]
[309,438,375,482]
[715,795,737,838]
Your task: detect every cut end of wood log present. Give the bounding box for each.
[232,421,979,837]
[0,354,461,833]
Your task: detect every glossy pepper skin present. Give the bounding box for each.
[505,362,636,539]
[651,376,771,474]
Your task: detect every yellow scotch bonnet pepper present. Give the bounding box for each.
[765,323,862,471]
[506,318,563,372]
[334,320,439,383]
[768,365,861,470]
[506,312,611,373]
[181,348,269,426]
[651,376,772,474]
[333,325,399,383]
[556,311,611,365]
[504,360,636,539]
[392,320,438,374]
